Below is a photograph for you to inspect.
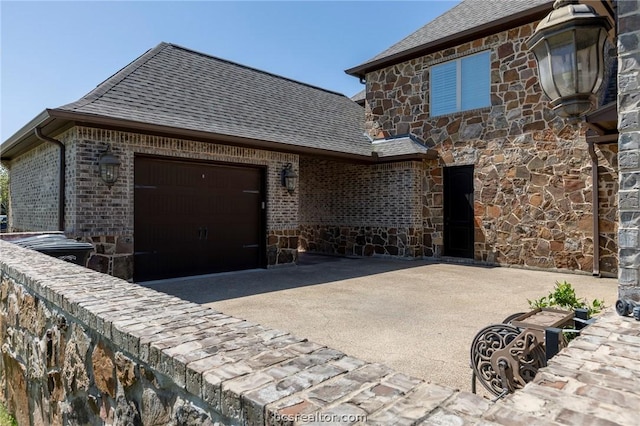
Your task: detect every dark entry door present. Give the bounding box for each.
[443,165,474,258]
[134,156,264,281]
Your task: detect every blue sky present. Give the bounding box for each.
[1,1,459,141]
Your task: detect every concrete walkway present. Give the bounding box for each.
[141,254,617,394]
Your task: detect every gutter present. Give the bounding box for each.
[34,127,65,232]
[1,110,51,157]
[47,109,377,163]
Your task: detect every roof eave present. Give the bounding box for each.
[0,110,73,161]
[47,109,378,163]
[345,2,553,78]
[2,109,438,164]
[373,150,438,162]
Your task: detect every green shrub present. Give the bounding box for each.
[528,280,605,317]
[0,403,17,426]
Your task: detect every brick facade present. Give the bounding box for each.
[298,157,424,257]
[617,0,640,299]
[364,20,619,275]
[7,126,300,279]
[6,142,63,232]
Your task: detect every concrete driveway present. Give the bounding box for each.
[140,254,617,395]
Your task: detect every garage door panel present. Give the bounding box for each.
[134,157,264,281]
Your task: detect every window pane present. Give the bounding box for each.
[431,61,457,116]
[461,51,490,111]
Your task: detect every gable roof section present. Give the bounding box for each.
[346,0,553,77]
[53,42,372,157]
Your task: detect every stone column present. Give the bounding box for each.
[618,0,640,300]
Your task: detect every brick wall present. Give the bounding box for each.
[7,142,63,232]
[365,20,619,274]
[7,126,300,279]
[298,156,424,257]
[617,0,640,299]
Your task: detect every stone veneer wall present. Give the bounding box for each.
[6,126,300,279]
[365,20,618,274]
[618,0,640,299]
[597,145,619,276]
[298,156,424,258]
[0,239,495,425]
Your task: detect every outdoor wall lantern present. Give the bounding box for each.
[98,145,121,187]
[526,0,611,118]
[281,163,298,194]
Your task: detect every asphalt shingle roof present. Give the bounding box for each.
[372,135,431,158]
[348,0,553,75]
[58,42,372,156]
[351,89,366,104]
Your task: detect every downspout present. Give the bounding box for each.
[34,127,65,232]
[587,140,600,277]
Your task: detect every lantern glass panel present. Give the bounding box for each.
[533,41,559,100]
[575,27,605,93]
[285,174,297,192]
[101,164,118,184]
[548,31,577,97]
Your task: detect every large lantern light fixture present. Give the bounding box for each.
[281,163,298,194]
[526,0,611,118]
[98,145,121,187]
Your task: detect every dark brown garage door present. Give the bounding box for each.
[134,156,265,281]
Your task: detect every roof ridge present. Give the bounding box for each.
[163,42,349,99]
[58,42,172,110]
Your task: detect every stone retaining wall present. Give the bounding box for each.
[0,239,491,425]
[2,240,638,425]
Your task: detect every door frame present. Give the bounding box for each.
[443,164,475,259]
